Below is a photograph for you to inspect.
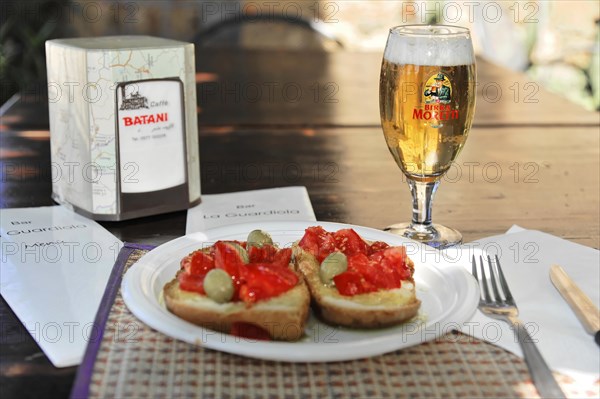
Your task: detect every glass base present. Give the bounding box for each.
[384,222,462,249]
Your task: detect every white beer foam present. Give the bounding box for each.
[384,29,474,66]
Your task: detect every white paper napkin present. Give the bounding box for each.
[186,187,316,234]
[0,206,122,367]
[446,228,600,382]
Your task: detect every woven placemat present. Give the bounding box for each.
[70,245,596,399]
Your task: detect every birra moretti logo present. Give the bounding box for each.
[412,72,458,127]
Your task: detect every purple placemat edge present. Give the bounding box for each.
[69,242,155,399]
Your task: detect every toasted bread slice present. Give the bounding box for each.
[293,247,421,328]
[164,271,310,341]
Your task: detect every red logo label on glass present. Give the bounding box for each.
[413,72,458,128]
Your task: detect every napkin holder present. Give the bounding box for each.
[45,36,201,221]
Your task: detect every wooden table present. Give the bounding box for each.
[192,50,600,128]
[1,49,599,398]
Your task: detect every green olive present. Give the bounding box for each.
[203,269,234,303]
[223,241,249,263]
[319,252,348,285]
[247,229,273,248]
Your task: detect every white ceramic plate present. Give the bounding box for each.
[122,221,479,362]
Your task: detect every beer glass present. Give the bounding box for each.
[379,25,476,248]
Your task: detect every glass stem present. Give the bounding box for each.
[408,180,439,231]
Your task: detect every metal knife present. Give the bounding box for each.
[550,265,600,346]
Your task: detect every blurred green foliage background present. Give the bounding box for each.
[1,1,68,105]
[1,1,598,110]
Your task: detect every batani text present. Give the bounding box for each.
[123,113,168,126]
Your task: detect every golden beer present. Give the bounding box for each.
[379,24,476,248]
[380,60,476,182]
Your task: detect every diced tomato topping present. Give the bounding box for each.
[230,322,271,341]
[247,245,291,267]
[298,227,319,259]
[178,251,214,294]
[180,239,298,303]
[372,246,410,282]
[298,226,337,262]
[333,271,375,296]
[298,226,413,297]
[271,247,292,268]
[213,241,246,269]
[333,229,369,256]
[346,253,392,291]
[346,253,370,274]
[214,241,251,300]
[239,263,298,303]
[368,241,390,254]
[178,273,205,294]
[257,262,298,285]
[248,244,278,263]
[181,250,215,277]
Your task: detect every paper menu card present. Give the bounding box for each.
[0,206,122,367]
[448,228,599,382]
[186,187,317,234]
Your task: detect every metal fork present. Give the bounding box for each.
[472,255,566,399]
